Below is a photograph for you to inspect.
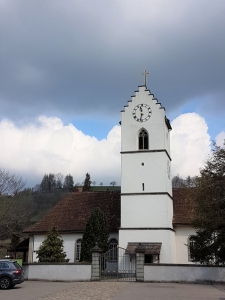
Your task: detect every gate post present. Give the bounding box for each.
[91,244,102,281]
[135,243,145,282]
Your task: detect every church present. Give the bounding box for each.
[24,82,196,264]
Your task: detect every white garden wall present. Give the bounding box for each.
[23,263,91,281]
[144,264,225,283]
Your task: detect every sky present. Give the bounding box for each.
[0,0,225,188]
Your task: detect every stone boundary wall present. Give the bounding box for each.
[23,263,91,281]
[144,264,225,283]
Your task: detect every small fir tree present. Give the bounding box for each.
[81,207,109,262]
[36,227,67,262]
[83,173,91,191]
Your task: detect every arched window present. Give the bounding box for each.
[139,129,148,150]
[109,238,118,262]
[188,236,195,261]
[75,239,82,262]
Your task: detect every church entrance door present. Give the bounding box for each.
[100,247,136,281]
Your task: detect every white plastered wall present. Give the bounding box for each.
[174,225,196,264]
[119,86,174,263]
[31,232,118,263]
[119,229,176,263]
[121,86,170,154]
[121,195,173,228]
[32,233,82,263]
[121,152,172,194]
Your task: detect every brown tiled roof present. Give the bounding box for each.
[125,243,162,255]
[24,191,120,234]
[24,188,192,234]
[172,188,192,225]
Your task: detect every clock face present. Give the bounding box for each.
[132,104,152,122]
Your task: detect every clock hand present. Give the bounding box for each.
[140,107,143,119]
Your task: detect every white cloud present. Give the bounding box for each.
[215,131,225,147]
[0,112,213,187]
[170,113,211,178]
[0,116,121,186]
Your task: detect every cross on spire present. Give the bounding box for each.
[142,69,149,86]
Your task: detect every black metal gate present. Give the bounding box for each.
[100,247,136,281]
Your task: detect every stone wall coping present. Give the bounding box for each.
[23,262,91,266]
[145,263,225,268]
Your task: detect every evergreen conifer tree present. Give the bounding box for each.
[36,227,67,262]
[82,173,91,191]
[40,174,49,192]
[81,207,109,262]
[188,142,225,264]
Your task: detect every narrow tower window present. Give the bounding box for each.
[139,129,148,150]
[142,183,145,191]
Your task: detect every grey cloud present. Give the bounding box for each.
[0,0,225,123]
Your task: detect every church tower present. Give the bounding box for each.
[119,83,176,263]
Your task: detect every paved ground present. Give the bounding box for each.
[1,281,225,300]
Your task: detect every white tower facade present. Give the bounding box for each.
[119,85,176,263]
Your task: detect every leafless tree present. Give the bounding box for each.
[0,168,31,238]
[0,168,25,196]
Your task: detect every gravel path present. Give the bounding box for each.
[36,282,129,300]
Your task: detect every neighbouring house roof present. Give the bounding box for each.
[91,186,121,192]
[24,188,192,235]
[76,186,121,192]
[125,243,162,255]
[24,191,121,234]
[7,238,29,252]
